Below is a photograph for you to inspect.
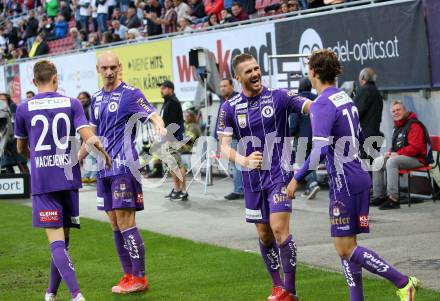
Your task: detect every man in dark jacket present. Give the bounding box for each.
[158,80,188,201]
[289,77,320,199]
[126,7,141,28]
[372,101,429,210]
[25,10,39,51]
[354,67,383,160]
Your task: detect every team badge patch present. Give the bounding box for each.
[108,101,118,112]
[262,105,274,118]
[120,183,126,190]
[136,193,144,204]
[332,207,340,217]
[238,114,247,128]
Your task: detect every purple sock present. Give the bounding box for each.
[278,235,297,295]
[47,237,70,294]
[258,240,283,287]
[341,258,364,301]
[350,246,408,289]
[50,240,80,298]
[121,227,145,278]
[113,230,132,275]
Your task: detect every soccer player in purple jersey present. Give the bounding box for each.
[82,51,166,294]
[287,49,419,301]
[217,53,312,301]
[14,60,111,301]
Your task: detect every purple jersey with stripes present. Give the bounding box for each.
[14,92,89,195]
[311,86,371,198]
[217,86,307,192]
[90,82,156,178]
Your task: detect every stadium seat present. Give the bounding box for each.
[398,135,440,206]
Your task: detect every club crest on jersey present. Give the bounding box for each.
[94,106,99,120]
[262,105,274,118]
[108,101,118,112]
[332,207,340,217]
[238,114,247,128]
[120,183,126,190]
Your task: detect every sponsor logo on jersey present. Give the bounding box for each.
[328,91,352,107]
[28,97,71,111]
[287,90,297,97]
[236,102,248,110]
[238,114,247,128]
[137,98,152,113]
[39,210,59,222]
[359,215,369,228]
[332,206,340,217]
[120,183,126,190]
[108,101,118,112]
[330,216,351,226]
[262,105,274,118]
[136,193,144,204]
[245,208,262,220]
[218,110,226,129]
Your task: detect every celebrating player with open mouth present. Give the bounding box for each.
[288,49,419,301]
[14,60,111,301]
[217,53,312,301]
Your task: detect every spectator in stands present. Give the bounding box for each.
[224,0,233,9]
[85,32,100,47]
[178,16,193,32]
[119,0,129,12]
[28,33,49,58]
[297,0,308,9]
[26,91,35,99]
[354,67,383,161]
[219,8,232,24]
[145,0,177,34]
[0,28,7,54]
[46,0,59,20]
[60,1,72,22]
[91,0,99,32]
[264,0,287,15]
[372,101,430,210]
[51,14,68,40]
[40,16,55,39]
[189,0,205,19]
[126,27,142,39]
[112,7,127,24]
[144,0,163,36]
[24,9,39,51]
[70,27,83,49]
[78,0,91,33]
[308,0,325,8]
[203,13,218,27]
[107,0,116,18]
[111,19,127,40]
[237,0,256,14]
[204,0,223,19]
[79,28,87,44]
[230,2,249,22]
[97,0,109,33]
[126,6,141,28]
[288,0,299,12]
[174,0,190,21]
[101,30,113,44]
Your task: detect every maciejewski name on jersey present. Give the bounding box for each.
[35,154,72,168]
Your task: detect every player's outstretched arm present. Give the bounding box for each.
[219,134,262,169]
[16,138,30,159]
[302,99,313,114]
[149,114,167,137]
[78,127,112,170]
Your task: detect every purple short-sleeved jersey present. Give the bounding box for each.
[14,92,89,195]
[90,82,156,178]
[310,86,371,198]
[217,86,308,192]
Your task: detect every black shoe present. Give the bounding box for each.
[165,189,176,198]
[379,198,401,210]
[224,192,244,200]
[170,190,182,200]
[179,191,189,201]
[370,196,387,206]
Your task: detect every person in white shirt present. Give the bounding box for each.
[97,0,109,32]
[173,0,190,21]
[78,0,91,33]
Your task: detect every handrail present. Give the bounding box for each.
[0,0,415,66]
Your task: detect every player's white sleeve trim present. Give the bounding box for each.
[301,99,310,114]
[312,136,330,141]
[14,135,27,139]
[89,122,97,127]
[76,125,89,132]
[146,111,157,120]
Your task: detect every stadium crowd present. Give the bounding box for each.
[0,0,380,63]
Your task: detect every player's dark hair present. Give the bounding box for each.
[33,60,57,85]
[26,91,35,96]
[0,93,12,104]
[232,53,255,73]
[221,78,233,85]
[308,49,342,84]
[232,2,241,7]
